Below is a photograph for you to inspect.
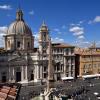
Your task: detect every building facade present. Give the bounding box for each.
[75,47,100,77]
[0,9,75,83]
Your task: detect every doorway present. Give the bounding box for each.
[2,76,6,83]
[57,73,61,81]
[16,72,21,82]
[31,74,34,80]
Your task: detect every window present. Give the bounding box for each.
[65,48,69,55]
[54,66,56,71]
[56,62,60,71]
[30,70,34,80]
[71,57,74,63]
[71,48,74,54]
[1,72,7,83]
[17,41,20,48]
[44,66,46,72]
[7,40,10,48]
[61,64,63,71]
[71,65,74,70]
[27,42,30,48]
[43,50,46,53]
[43,33,46,41]
[44,73,47,78]
[66,65,69,72]
[66,73,68,77]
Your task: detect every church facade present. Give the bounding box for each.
[0,9,75,83]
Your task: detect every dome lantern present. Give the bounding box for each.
[16,9,23,21]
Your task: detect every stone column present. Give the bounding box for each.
[69,65,71,77]
[64,57,66,76]
[4,36,7,50]
[12,67,15,82]
[37,65,40,79]
[21,66,24,81]
[8,64,11,82]
[34,65,37,80]
[25,66,28,80]
[79,56,82,77]
[23,36,25,50]
[40,65,43,79]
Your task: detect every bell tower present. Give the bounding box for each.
[38,21,50,79]
[38,21,49,55]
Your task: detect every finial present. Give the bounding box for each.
[16,9,23,21]
[16,0,23,21]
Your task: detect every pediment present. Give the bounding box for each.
[9,56,26,62]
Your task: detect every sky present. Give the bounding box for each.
[0,0,100,47]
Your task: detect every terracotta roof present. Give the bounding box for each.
[52,43,75,48]
[0,83,21,100]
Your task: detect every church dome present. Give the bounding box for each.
[7,9,32,36]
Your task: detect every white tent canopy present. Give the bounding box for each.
[82,74,100,79]
[61,77,74,80]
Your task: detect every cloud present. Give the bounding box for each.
[79,20,85,24]
[29,10,34,15]
[53,28,62,34]
[75,40,91,48]
[70,20,85,26]
[53,28,59,32]
[62,25,66,29]
[51,37,64,43]
[70,23,75,26]
[77,35,85,39]
[69,26,84,36]
[0,26,8,33]
[88,16,100,24]
[0,5,12,10]
[88,20,92,24]
[33,33,39,47]
[7,14,12,17]
[94,16,100,23]
[0,26,8,47]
